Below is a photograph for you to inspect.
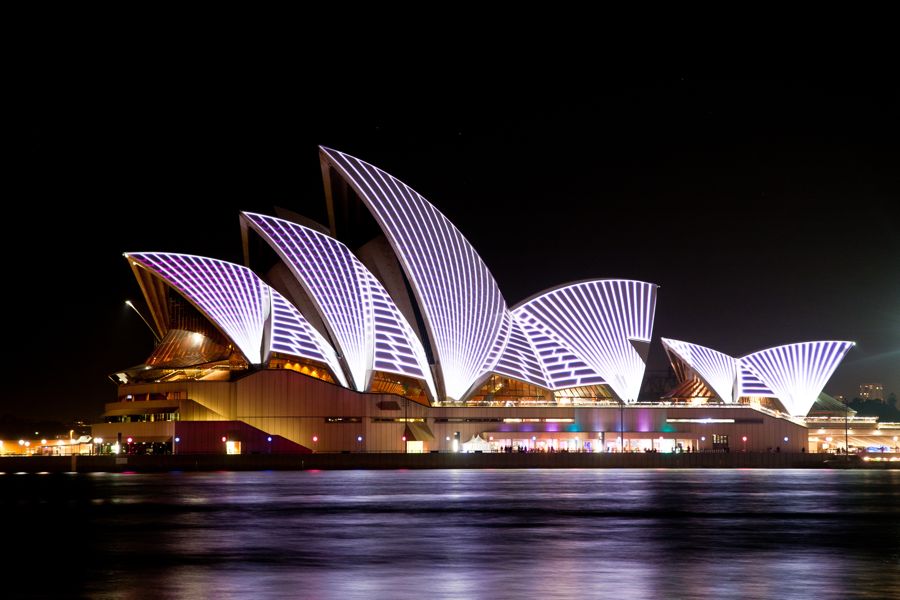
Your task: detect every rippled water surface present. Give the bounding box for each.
[3,469,899,599]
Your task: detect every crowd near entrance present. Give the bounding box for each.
[482,433,703,453]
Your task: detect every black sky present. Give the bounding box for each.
[16,75,899,421]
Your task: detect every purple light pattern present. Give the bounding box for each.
[492,314,550,389]
[740,341,854,416]
[269,288,348,387]
[513,280,658,402]
[661,338,738,403]
[243,212,436,398]
[738,365,775,397]
[126,253,269,364]
[320,147,508,401]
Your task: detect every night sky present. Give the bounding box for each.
[18,77,899,421]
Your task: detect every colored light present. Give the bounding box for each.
[125,253,270,364]
[127,437,133,444]
[357,436,363,442]
[784,436,789,442]
[513,279,658,401]
[321,147,509,401]
[242,212,435,397]
[701,436,706,441]
[312,436,318,443]
[741,341,855,416]
[402,436,407,442]
[221,436,227,442]
[267,436,273,442]
[662,339,855,416]
[40,439,47,445]
[661,338,738,403]
[268,289,348,388]
[18,440,24,446]
[742,436,747,442]
[174,437,180,443]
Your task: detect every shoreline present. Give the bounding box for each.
[1,452,892,473]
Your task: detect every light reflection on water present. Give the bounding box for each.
[3,469,899,599]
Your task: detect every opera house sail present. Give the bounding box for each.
[99,147,853,455]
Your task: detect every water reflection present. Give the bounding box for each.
[2,469,898,598]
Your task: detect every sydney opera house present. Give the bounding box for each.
[92,148,855,455]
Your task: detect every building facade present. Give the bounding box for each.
[858,383,885,402]
[99,148,855,455]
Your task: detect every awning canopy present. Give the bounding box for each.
[462,434,492,452]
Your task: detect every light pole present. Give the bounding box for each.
[844,401,849,457]
[125,300,161,343]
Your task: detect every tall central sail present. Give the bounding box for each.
[320,147,509,401]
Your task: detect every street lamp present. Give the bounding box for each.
[125,300,161,343]
[844,400,850,457]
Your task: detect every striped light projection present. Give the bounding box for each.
[320,147,509,400]
[740,341,855,416]
[269,288,348,387]
[513,312,605,390]
[492,313,550,389]
[126,253,270,364]
[512,280,658,402]
[243,212,436,399]
[738,365,775,397]
[661,338,738,403]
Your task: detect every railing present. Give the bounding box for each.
[804,416,879,424]
[434,399,805,424]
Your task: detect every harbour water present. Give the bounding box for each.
[3,469,899,598]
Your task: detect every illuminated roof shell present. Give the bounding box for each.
[269,288,349,387]
[126,253,270,364]
[320,147,509,401]
[242,212,436,399]
[661,338,738,403]
[512,279,658,402]
[740,341,855,416]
